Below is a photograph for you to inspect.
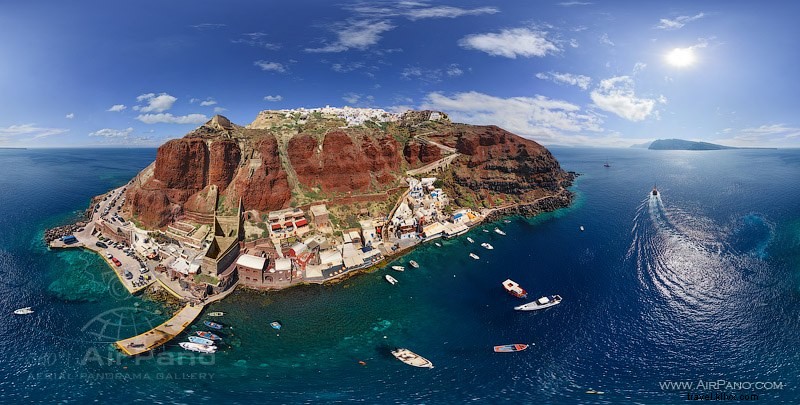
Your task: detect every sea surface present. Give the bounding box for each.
[1,147,799,404]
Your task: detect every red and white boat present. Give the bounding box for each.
[502,279,528,298]
[493,344,529,353]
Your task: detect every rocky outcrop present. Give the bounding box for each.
[403,140,442,167]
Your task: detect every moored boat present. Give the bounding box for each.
[469,253,480,260]
[466,237,474,243]
[270,321,282,330]
[493,344,529,353]
[502,279,528,298]
[409,260,419,268]
[391,265,405,272]
[188,336,215,346]
[203,320,223,330]
[514,295,563,311]
[196,331,221,341]
[494,227,506,235]
[434,242,442,247]
[385,274,398,285]
[208,311,224,317]
[179,342,216,354]
[481,242,494,250]
[391,348,434,368]
[13,307,34,315]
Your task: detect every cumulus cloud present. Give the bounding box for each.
[459,28,560,58]
[263,95,283,102]
[65,113,74,119]
[254,60,287,72]
[420,91,603,144]
[89,127,134,138]
[306,20,395,53]
[133,93,177,113]
[655,13,705,30]
[590,76,656,121]
[342,93,374,105]
[199,99,217,106]
[136,113,208,124]
[0,124,68,143]
[536,71,592,90]
[107,104,127,112]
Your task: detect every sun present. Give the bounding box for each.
[666,47,696,67]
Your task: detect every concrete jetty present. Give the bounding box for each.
[115,303,204,356]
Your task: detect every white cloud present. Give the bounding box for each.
[343,93,362,104]
[263,95,283,102]
[107,104,127,112]
[590,76,656,121]
[719,124,800,147]
[536,71,592,90]
[331,62,366,73]
[133,93,177,113]
[342,93,374,105]
[569,38,579,48]
[200,99,217,106]
[213,107,227,113]
[633,62,647,75]
[446,64,464,77]
[0,124,68,143]
[655,13,705,30]
[459,28,560,58]
[89,127,134,138]
[306,20,395,53]
[420,91,603,144]
[254,60,287,72]
[190,23,226,30]
[403,5,498,20]
[65,113,74,119]
[231,32,281,50]
[136,113,208,124]
[599,33,614,46]
[557,1,593,6]
[350,2,498,21]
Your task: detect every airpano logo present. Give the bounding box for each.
[659,379,785,401]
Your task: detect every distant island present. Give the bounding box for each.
[648,138,776,151]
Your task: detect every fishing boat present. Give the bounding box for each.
[493,344,529,353]
[385,274,398,285]
[196,331,221,341]
[481,242,494,250]
[188,336,215,346]
[502,279,528,298]
[13,307,34,315]
[603,160,610,168]
[494,227,506,236]
[391,265,405,272]
[207,311,224,317]
[270,321,282,330]
[466,237,474,243]
[179,342,216,354]
[409,260,419,268]
[391,348,434,368]
[203,320,223,330]
[514,295,563,311]
[469,253,480,260]
[434,242,442,247]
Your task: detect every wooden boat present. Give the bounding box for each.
[188,336,214,346]
[469,253,480,260]
[207,311,224,317]
[196,331,221,341]
[493,344,529,353]
[502,279,528,298]
[385,274,398,285]
[391,348,434,368]
[270,321,282,330]
[391,265,405,272]
[203,320,223,330]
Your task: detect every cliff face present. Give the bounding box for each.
[123,113,572,228]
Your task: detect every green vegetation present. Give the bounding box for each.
[194,273,219,285]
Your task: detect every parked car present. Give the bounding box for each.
[112,258,122,267]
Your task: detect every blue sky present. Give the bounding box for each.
[2,0,799,148]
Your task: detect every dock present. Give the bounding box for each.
[114,303,204,356]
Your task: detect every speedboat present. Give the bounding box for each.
[434,242,442,247]
[482,229,489,233]
[208,311,224,317]
[391,348,434,368]
[179,342,216,354]
[270,321,282,330]
[481,243,494,250]
[14,307,34,315]
[493,344,528,353]
[466,237,474,243]
[196,331,221,341]
[502,279,528,298]
[494,227,506,236]
[652,185,658,196]
[580,226,585,232]
[385,275,398,285]
[203,320,223,330]
[469,253,480,260]
[586,389,605,395]
[514,295,563,311]
[188,336,215,346]
[391,265,405,272]
[409,260,419,269]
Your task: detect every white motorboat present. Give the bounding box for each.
[391,265,405,272]
[482,229,489,233]
[469,253,480,260]
[409,260,419,268]
[14,307,34,315]
[494,227,506,236]
[514,295,562,311]
[385,275,398,285]
[179,342,217,354]
[434,242,442,247]
[391,348,434,368]
[481,242,494,250]
[466,237,474,243]
[580,226,585,232]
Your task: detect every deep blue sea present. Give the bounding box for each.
[1,147,800,404]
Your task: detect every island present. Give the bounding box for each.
[647,138,776,150]
[45,108,576,355]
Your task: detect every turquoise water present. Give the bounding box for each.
[1,147,800,403]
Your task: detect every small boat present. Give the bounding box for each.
[434,242,441,247]
[391,348,434,368]
[14,307,34,315]
[503,219,511,223]
[502,279,528,298]
[469,253,480,260]
[270,321,282,330]
[603,160,610,168]
[652,185,658,196]
[466,237,474,243]
[409,260,419,268]
[203,320,223,330]
[385,275,398,285]
[482,229,489,233]
[494,227,506,236]
[391,265,405,272]
[481,242,494,250]
[580,226,585,232]
[514,295,563,311]
[196,331,221,341]
[493,344,529,353]
[586,389,605,395]
[207,311,224,317]
[179,342,216,354]
[188,336,215,346]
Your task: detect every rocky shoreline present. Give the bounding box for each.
[44,222,87,244]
